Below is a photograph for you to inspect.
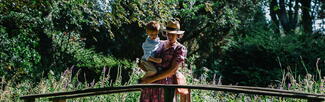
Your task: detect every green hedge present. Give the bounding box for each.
[219,28,325,86]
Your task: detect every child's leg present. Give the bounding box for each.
[141,60,157,78]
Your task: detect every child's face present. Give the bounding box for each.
[146,30,158,40]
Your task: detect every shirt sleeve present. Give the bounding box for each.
[142,41,151,60]
[175,45,187,64]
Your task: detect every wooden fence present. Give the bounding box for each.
[20,84,325,102]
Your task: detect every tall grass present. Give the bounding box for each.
[1,62,324,102]
[0,65,143,102]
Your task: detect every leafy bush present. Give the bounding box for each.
[0,12,41,81]
[4,0,323,88]
[219,27,325,86]
[0,0,135,82]
[0,0,253,83]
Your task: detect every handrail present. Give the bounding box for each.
[21,84,325,102]
[49,88,141,101]
[218,85,325,97]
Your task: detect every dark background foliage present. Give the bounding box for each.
[0,0,324,86]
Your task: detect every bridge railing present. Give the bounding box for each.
[20,84,325,102]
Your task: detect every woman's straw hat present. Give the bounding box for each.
[163,21,185,34]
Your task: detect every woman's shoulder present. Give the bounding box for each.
[176,43,186,49]
[175,43,187,54]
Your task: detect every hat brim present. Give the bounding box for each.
[164,30,185,34]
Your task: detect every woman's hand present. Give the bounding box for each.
[140,60,180,84]
[137,61,147,72]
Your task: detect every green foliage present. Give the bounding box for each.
[0,11,41,81]
[178,0,260,78]
[1,0,324,89]
[0,0,256,82]
[0,0,135,82]
[219,26,325,86]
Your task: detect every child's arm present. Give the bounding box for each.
[148,57,162,64]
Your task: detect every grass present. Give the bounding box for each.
[1,64,325,102]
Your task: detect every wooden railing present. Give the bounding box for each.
[20,84,325,102]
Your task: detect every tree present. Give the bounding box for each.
[269,0,299,34]
[300,0,312,34]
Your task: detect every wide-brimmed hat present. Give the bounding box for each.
[163,21,185,34]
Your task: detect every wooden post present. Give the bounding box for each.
[23,98,35,102]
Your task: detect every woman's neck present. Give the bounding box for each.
[168,40,177,44]
[166,40,178,47]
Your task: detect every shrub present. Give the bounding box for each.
[219,28,325,86]
[0,0,135,82]
[0,12,41,81]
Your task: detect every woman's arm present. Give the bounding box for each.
[148,57,162,63]
[138,61,147,72]
[141,59,180,84]
[141,44,187,84]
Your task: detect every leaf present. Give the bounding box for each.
[273,6,280,11]
[204,2,213,13]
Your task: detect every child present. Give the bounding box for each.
[140,21,162,80]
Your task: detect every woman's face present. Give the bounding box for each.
[167,33,178,43]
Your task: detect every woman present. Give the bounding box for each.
[140,21,187,102]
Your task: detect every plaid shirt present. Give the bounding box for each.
[140,40,187,102]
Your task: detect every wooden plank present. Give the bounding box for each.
[49,88,140,100]
[52,84,325,101]
[219,85,325,97]
[130,84,325,100]
[21,84,325,101]
[23,98,35,102]
[20,86,141,99]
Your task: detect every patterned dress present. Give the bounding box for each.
[140,40,187,102]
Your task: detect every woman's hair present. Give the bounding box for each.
[146,21,160,32]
